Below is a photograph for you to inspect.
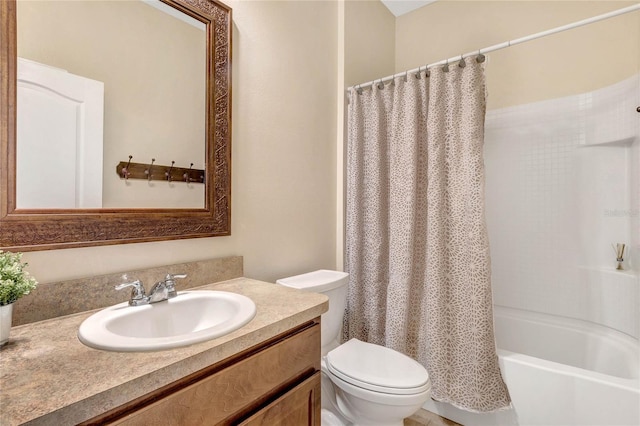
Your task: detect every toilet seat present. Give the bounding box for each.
[326,339,430,395]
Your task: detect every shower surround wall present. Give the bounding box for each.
[484,74,639,338]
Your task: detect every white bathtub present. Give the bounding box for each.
[423,306,640,425]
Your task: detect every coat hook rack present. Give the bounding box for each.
[116,158,205,184]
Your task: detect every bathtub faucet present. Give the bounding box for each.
[613,243,625,271]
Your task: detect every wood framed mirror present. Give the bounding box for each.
[0,0,231,251]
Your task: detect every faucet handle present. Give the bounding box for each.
[115,279,147,305]
[165,273,187,280]
[164,273,186,298]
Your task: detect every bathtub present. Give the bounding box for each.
[423,306,640,425]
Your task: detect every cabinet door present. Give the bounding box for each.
[240,372,321,426]
[107,322,320,426]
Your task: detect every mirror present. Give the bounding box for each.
[0,0,231,250]
[16,0,207,209]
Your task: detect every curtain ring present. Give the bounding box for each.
[458,54,466,68]
[377,79,384,90]
[404,70,408,82]
[442,59,449,73]
[356,84,363,95]
[415,66,422,79]
[425,67,431,78]
[476,49,486,63]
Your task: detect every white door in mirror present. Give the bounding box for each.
[17,57,104,209]
[78,291,256,352]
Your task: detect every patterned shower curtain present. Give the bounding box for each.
[343,58,511,412]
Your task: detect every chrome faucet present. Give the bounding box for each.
[148,274,187,303]
[115,273,187,306]
[115,279,148,306]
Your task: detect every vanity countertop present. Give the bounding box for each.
[0,278,328,425]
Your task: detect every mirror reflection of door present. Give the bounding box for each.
[17,58,104,209]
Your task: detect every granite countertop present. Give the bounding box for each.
[0,278,328,425]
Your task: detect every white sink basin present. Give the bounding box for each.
[78,291,256,352]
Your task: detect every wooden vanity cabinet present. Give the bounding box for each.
[83,319,321,426]
[239,373,320,425]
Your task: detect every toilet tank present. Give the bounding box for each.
[276,270,349,352]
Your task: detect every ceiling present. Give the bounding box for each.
[380,0,436,17]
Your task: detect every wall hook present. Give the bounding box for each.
[166,161,175,182]
[184,163,194,183]
[145,158,155,181]
[122,155,132,180]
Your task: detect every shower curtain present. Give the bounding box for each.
[344,58,510,412]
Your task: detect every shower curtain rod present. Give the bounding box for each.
[348,3,640,91]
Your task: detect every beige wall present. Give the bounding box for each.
[20,0,338,285]
[345,0,395,87]
[395,1,640,109]
[18,0,207,208]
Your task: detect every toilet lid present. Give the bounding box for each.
[326,339,430,395]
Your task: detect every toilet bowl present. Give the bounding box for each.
[323,338,431,426]
[277,270,431,426]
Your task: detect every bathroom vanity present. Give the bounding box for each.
[0,278,327,425]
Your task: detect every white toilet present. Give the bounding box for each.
[277,270,431,426]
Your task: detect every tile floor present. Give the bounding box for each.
[404,409,461,426]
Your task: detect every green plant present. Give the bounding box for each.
[0,251,38,306]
